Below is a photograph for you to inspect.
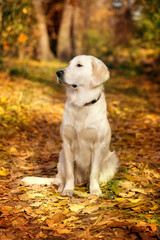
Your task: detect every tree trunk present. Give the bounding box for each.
[33,0,54,61]
[57,0,73,62]
[72,3,85,56]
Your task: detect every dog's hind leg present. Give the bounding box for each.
[99,151,119,184]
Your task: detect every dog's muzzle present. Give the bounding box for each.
[56,70,64,84]
[56,70,77,88]
[56,70,64,78]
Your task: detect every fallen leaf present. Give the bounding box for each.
[63,216,79,224]
[0,169,10,176]
[119,180,135,189]
[69,204,85,213]
[12,217,28,227]
[56,228,71,234]
[46,212,65,226]
[128,198,142,203]
[30,202,42,207]
[82,205,99,213]
[73,190,89,198]
[108,221,130,228]
[9,147,19,156]
[28,193,45,199]
[136,222,157,232]
[36,231,47,238]
[130,188,147,194]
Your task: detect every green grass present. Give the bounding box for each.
[102,179,121,198]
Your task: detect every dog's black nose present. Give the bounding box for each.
[56,70,64,78]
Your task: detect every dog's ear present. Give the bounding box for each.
[91,58,110,87]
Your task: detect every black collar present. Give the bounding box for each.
[84,94,101,107]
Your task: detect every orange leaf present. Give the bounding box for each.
[18,33,27,43]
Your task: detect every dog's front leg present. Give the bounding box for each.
[62,141,74,197]
[90,148,103,196]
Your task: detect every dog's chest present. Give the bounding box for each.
[63,105,90,129]
[63,123,97,169]
[62,105,98,144]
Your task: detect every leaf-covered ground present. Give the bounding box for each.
[0,59,160,240]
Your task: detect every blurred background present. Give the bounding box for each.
[1,0,160,79]
[0,3,160,235]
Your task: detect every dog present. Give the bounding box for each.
[22,55,118,196]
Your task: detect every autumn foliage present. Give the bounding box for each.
[1,0,160,76]
[0,59,159,239]
[0,0,160,239]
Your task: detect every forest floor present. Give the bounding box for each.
[0,59,160,240]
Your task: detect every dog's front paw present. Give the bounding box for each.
[57,184,64,193]
[62,189,73,197]
[90,187,102,196]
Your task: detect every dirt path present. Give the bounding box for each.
[0,60,160,239]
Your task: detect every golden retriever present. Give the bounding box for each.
[22,55,118,196]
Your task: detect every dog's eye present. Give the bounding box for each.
[77,64,83,67]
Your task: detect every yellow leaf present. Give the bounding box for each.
[63,216,79,224]
[82,205,99,213]
[57,196,69,200]
[0,169,10,177]
[1,97,7,103]
[69,204,84,213]
[22,8,28,14]
[123,174,142,182]
[38,216,47,222]
[119,180,135,189]
[128,198,141,203]
[73,190,89,198]
[9,147,18,155]
[30,202,42,207]
[130,188,146,194]
[151,204,159,211]
[18,186,27,192]
[0,106,4,114]
[12,217,27,226]
[28,193,45,198]
[114,198,124,202]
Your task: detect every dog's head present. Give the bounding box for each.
[56,55,110,89]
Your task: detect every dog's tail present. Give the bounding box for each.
[21,176,54,186]
[99,151,119,184]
